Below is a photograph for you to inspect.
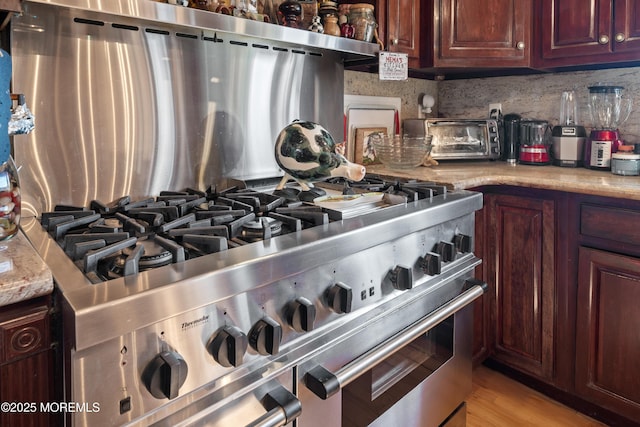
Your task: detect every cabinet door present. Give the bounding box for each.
[539,0,612,62]
[487,194,555,381]
[613,0,640,53]
[538,0,640,67]
[436,0,532,67]
[576,247,640,421]
[383,0,432,67]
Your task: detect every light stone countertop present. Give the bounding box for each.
[0,230,53,307]
[366,161,640,201]
[1,162,636,308]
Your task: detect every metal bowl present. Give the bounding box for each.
[371,134,433,170]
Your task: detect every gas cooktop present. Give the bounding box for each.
[37,175,449,284]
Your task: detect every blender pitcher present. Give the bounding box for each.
[585,85,633,170]
[588,85,632,129]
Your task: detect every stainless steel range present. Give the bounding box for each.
[24,176,484,426]
[10,1,485,426]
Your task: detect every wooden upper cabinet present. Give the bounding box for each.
[537,0,640,68]
[538,0,612,62]
[378,0,433,68]
[612,0,640,53]
[435,0,532,67]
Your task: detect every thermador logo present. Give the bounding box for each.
[181,315,210,331]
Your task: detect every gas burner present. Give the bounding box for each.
[241,217,283,241]
[122,238,172,270]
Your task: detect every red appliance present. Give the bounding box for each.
[519,119,552,165]
[584,129,623,170]
[584,85,632,170]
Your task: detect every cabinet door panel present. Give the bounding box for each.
[382,0,432,68]
[541,0,612,60]
[576,247,640,421]
[488,194,554,380]
[437,0,531,66]
[613,0,640,53]
[387,0,419,58]
[0,351,57,427]
[472,206,490,365]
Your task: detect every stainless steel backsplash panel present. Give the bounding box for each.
[11,1,347,216]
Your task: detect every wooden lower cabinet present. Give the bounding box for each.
[484,191,556,381]
[472,188,640,426]
[0,296,60,427]
[576,246,640,422]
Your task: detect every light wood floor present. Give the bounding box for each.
[467,365,608,427]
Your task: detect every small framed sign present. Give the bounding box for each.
[355,127,385,165]
[379,52,408,81]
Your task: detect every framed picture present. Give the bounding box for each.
[355,127,386,165]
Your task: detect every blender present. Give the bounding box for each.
[584,85,632,170]
[552,90,587,167]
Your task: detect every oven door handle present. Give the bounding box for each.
[245,384,302,427]
[304,278,487,400]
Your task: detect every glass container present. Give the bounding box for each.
[560,90,579,126]
[588,85,632,129]
[0,156,20,240]
[370,134,433,170]
[348,3,376,42]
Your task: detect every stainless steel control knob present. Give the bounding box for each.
[207,325,248,367]
[327,282,353,314]
[390,265,413,290]
[288,297,316,332]
[142,350,188,400]
[454,233,472,253]
[249,316,282,355]
[420,251,441,275]
[436,241,456,262]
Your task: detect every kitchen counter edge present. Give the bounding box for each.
[367,162,640,201]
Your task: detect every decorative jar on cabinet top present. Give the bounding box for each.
[323,15,340,36]
[349,3,376,42]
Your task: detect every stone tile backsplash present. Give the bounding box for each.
[345,67,640,143]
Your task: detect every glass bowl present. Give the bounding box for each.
[370,134,433,170]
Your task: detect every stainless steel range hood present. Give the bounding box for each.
[19,0,380,63]
[13,0,376,216]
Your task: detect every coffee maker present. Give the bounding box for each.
[584,85,632,170]
[502,113,521,163]
[552,90,587,167]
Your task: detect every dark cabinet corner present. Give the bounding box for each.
[0,295,61,427]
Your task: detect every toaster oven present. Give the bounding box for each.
[404,119,501,160]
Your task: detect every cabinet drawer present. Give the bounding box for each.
[581,203,640,244]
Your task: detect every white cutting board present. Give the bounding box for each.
[344,95,402,161]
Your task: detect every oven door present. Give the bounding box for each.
[299,279,485,427]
